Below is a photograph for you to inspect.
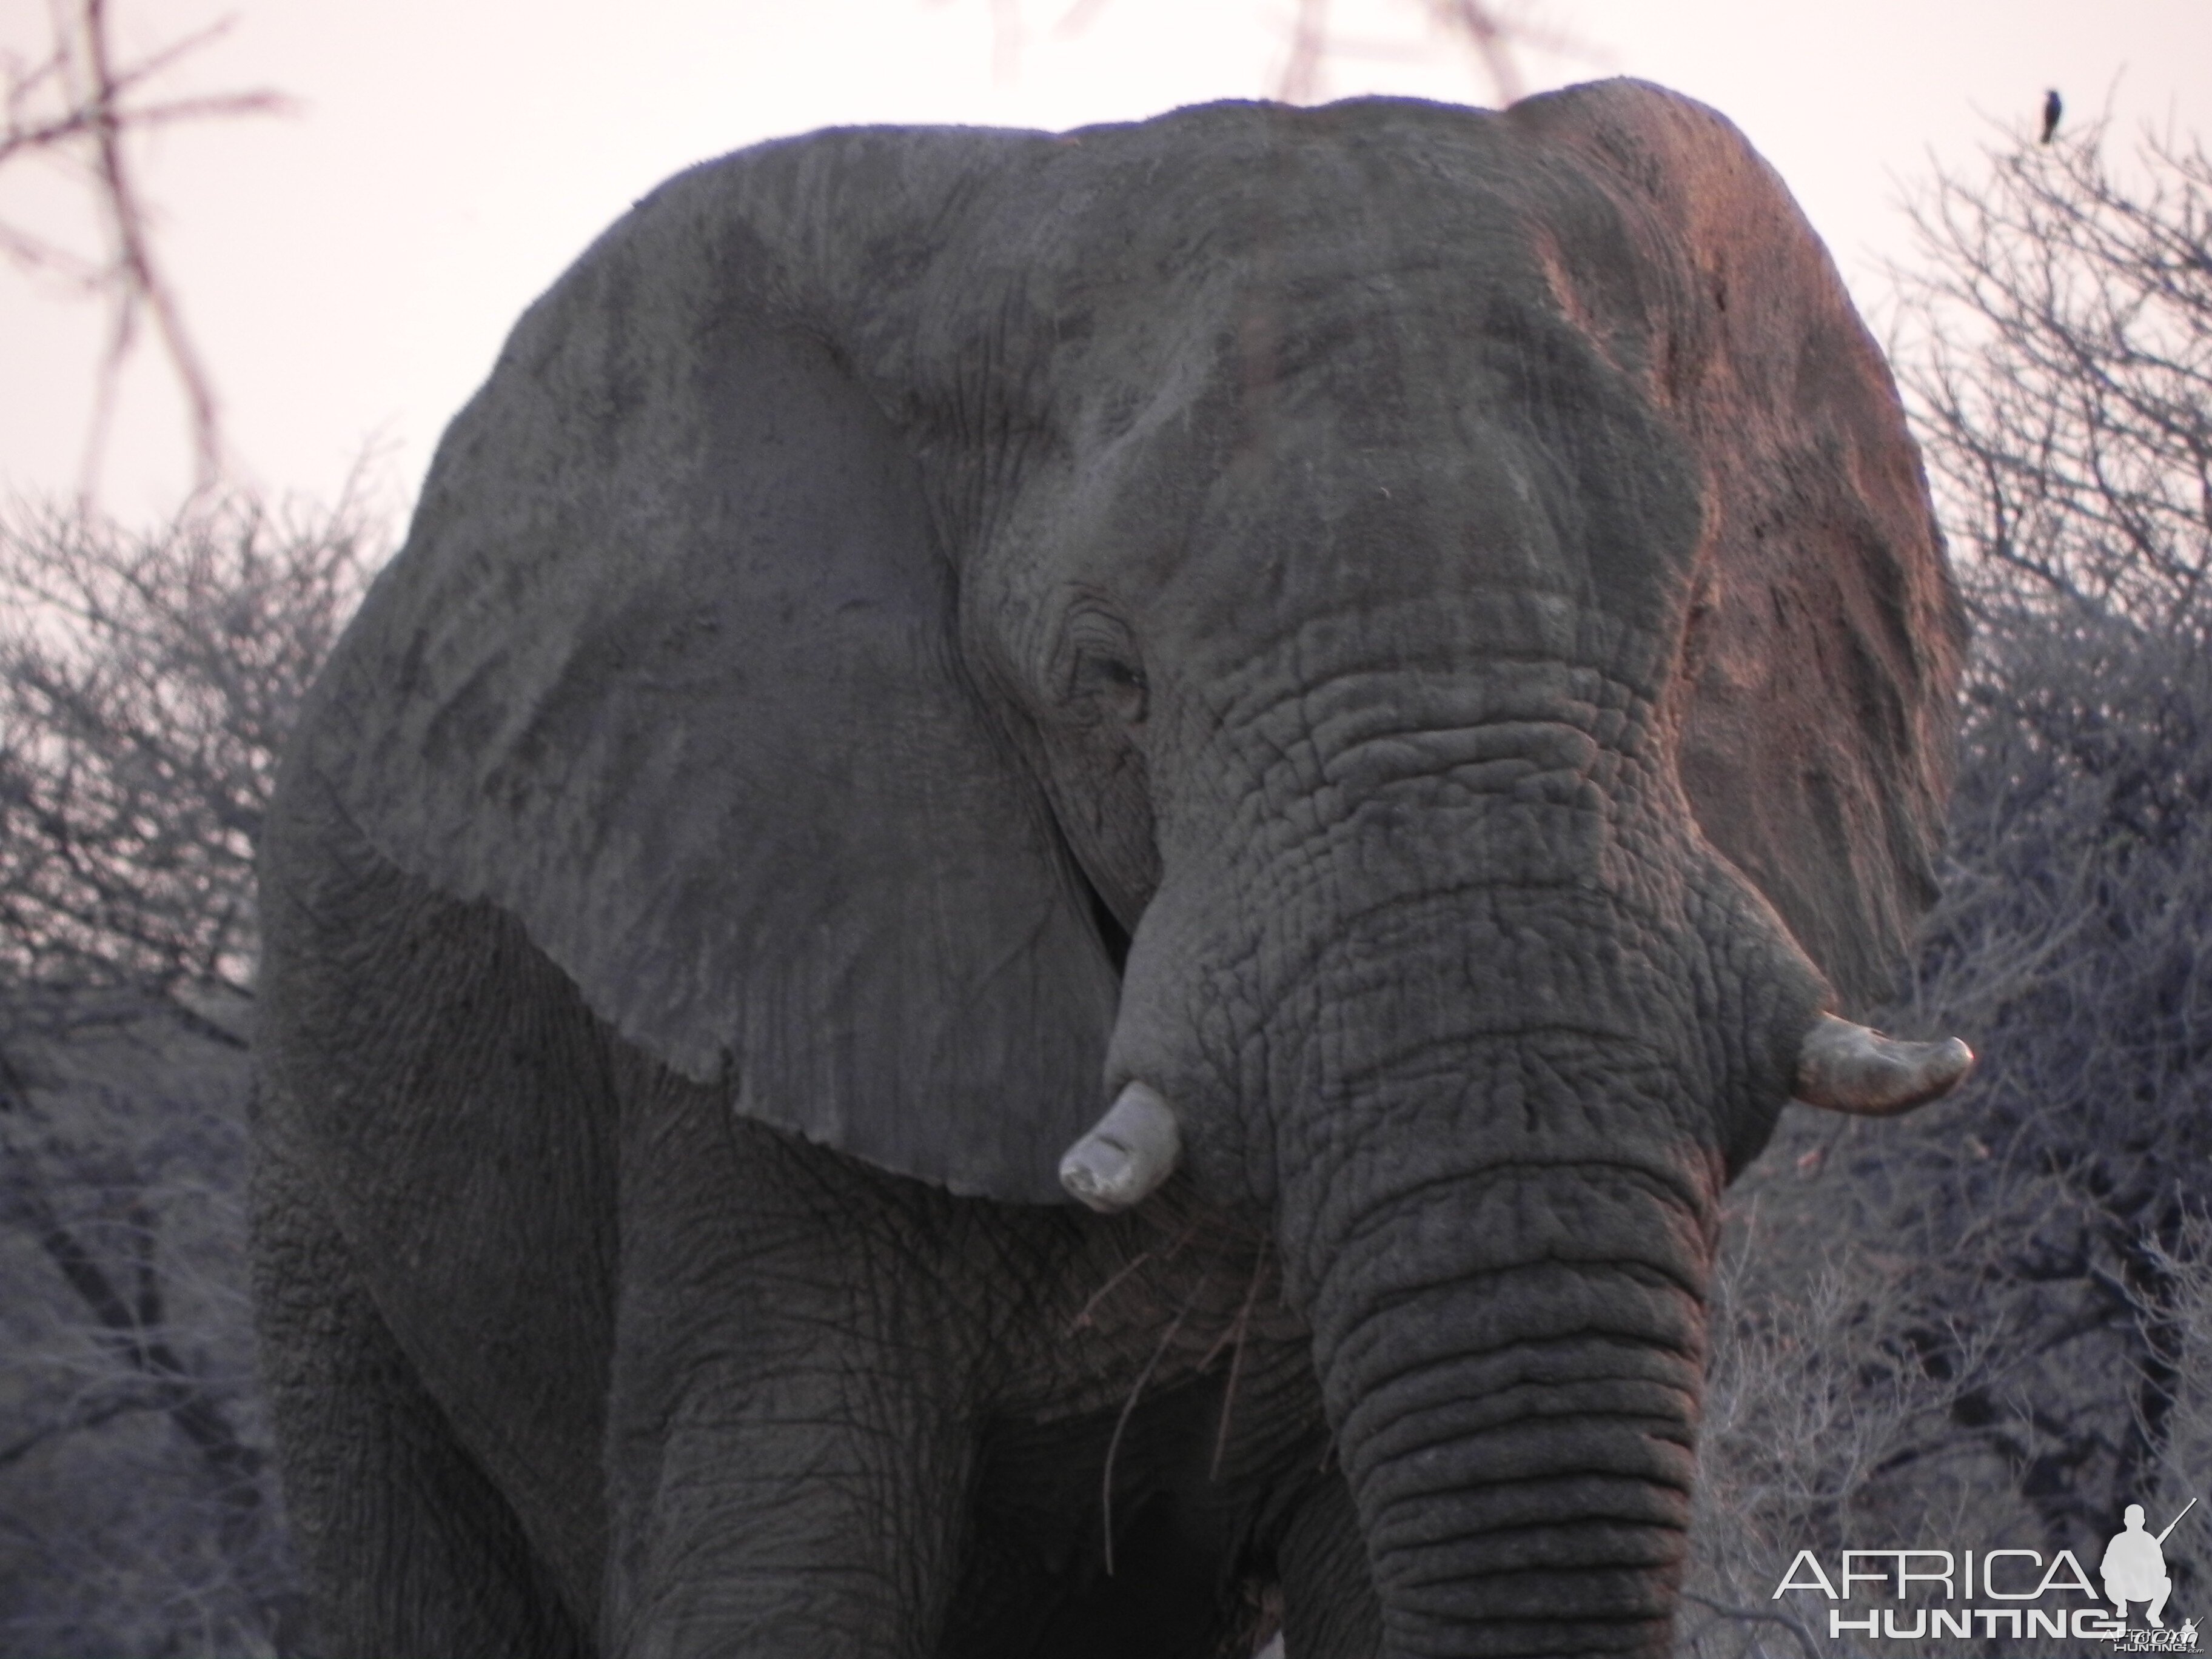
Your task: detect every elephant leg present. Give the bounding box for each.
[1275,1466,1382,1659]
[250,1141,592,1659]
[600,1074,978,1659]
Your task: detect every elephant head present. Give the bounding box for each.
[295,80,1967,1656]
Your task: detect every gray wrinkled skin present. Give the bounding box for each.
[252,81,1965,1659]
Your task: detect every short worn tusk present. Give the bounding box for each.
[1794,1013,1974,1116]
[1059,1081,1182,1213]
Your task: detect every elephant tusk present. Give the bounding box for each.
[1793,1013,1975,1116]
[1058,1082,1182,1212]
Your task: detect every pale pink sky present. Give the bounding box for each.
[4,0,2207,519]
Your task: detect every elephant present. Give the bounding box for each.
[251,78,1972,1659]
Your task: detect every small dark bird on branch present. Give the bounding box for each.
[2041,88,2062,143]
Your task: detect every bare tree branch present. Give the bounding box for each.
[961,0,1590,108]
[0,1389,169,1473]
[0,1006,306,1652]
[2,0,290,500]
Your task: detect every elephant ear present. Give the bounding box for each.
[297,130,1118,1204]
[1515,80,1969,1013]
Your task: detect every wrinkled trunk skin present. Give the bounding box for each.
[1282,982,1723,1655]
[1302,1119,1712,1657]
[1259,888,1753,1659]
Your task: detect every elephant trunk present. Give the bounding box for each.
[1301,1142,1712,1658]
[1262,897,1747,1658]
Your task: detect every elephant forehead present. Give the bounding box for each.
[1015,98,1574,283]
[999,323,1703,701]
[941,115,1708,669]
[1005,132,1574,402]
[980,96,1672,378]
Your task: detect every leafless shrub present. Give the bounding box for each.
[0,492,375,1656]
[0,997,306,1658]
[2127,1220,2212,1541]
[0,489,375,1030]
[1896,119,2212,636]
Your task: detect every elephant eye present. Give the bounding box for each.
[1056,602,1148,725]
[1071,650,1147,723]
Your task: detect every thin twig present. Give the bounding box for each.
[2,1,290,500]
[1100,1272,1209,1575]
[1681,1592,1823,1659]
[1207,1235,1270,1480]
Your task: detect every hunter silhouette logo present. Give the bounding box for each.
[2103,1501,2190,1628]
